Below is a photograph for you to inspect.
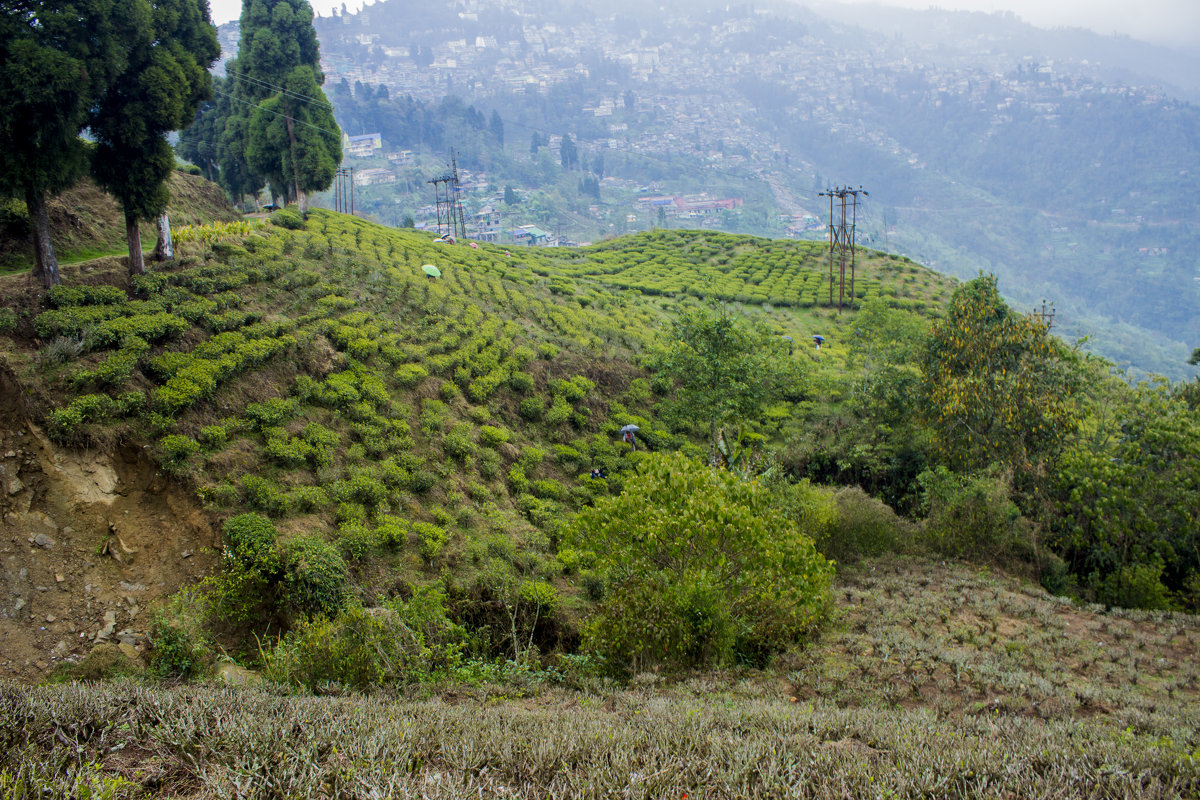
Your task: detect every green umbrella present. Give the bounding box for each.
[422,264,441,278]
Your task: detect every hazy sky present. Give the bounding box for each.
[207,0,1199,50]
[826,1,1200,49]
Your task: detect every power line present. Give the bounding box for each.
[224,68,335,110]
[211,88,342,138]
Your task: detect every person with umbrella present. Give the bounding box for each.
[812,334,825,350]
[422,264,441,280]
[620,424,639,451]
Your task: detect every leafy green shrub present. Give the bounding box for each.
[531,479,567,501]
[374,515,408,548]
[918,467,1030,562]
[477,448,502,479]
[466,481,491,503]
[544,395,573,427]
[413,521,448,562]
[394,363,428,388]
[570,452,833,671]
[410,469,437,494]
[507,464,530,495]
[820,486,912,561]
[270,208,305,230]
[240,474,291,517]
[479,425,510,447]
[443,423,476,460]
[148,593,212,680]
[337,522,375,561]
[508,371,535,393]
[48,393,117,437]
[158,434,201,475]
[1092,560,1172,610]
[518,396,545,421]
[518,580,560,615]
[223,513,282,576]
[263,588,466,690]
[264,428,314,468]
[47,284,127,308]
[281,536,349,618]
[289,485,330,512]
[245,397,299,430]
[197,424,228,449]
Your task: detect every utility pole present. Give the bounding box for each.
[334,167,355,215]
[1032,299,1056,331]
[819,186,868,312]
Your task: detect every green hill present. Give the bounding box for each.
[2,199,1199,795]
[0,210,947,643]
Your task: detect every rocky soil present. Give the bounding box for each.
[0,385,217,683]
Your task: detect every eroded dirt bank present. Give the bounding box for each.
[0,371,217,683]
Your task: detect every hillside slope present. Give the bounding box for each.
[0,172,241,274]
[0,205,951,681]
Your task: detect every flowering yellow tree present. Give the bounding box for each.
[920,274,1080,477]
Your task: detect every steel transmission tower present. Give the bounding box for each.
[429,150,468,239]
[819,186,868,312]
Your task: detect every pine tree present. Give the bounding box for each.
[89,0,219,273]
[233,0,340,214]
[489,110,504,146]
[0,0,128,287]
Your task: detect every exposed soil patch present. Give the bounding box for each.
[0,368,218,683]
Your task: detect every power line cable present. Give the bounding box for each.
[224,68,335,109]
[211,88,342,137]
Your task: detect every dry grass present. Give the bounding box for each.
[4,558,1197,799]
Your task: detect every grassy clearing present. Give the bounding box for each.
[4,559,1197,798]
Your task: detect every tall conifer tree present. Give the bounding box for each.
[89,0,218,273]
[231,0,340,213]
[0,0,127,286]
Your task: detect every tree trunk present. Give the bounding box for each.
[26,187,60,288]
[125,212,145,275]
[153,213,173,261]
[285,115,306,216]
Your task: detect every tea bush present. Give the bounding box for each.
[158,434,200,475]
[413,521,448,562]
[337,522,375,561]
[270,208,305,230]
[518,396,545,421]
[223,513,282,576]
[443,423,476,460]
[240,474,291,517]
[281,535,349,619]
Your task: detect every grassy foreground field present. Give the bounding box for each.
[4,558,1198,799]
